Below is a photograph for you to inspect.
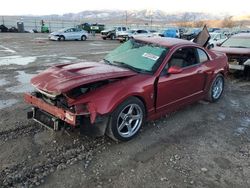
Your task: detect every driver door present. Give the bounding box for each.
[156,47,206,114]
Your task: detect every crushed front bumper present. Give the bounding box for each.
[48,35,59,41]
[24,93,77,126]
[24,93,109,136]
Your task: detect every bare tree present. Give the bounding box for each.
[193,20,207,27]
[221,16,235,28]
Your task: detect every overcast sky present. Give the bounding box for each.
[0,0,249,16]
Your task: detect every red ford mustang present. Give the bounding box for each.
[24,37,228,141]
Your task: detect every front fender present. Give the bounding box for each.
[71,75,155,123]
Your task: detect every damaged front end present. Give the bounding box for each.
[25,81,111,136]
[24,61,136,136]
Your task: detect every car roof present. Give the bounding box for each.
[135,37,195,48]
[232,33,250,38]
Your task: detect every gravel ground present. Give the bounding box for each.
[0,33,249,188]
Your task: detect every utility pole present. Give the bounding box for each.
[125,11,128,26]
[2,16,4,25]
[35,19,37,30]
[150,16,153,29]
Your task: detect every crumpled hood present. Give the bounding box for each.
[31,62,137,95]
[50,31,62,36]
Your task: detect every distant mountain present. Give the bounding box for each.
[41,9,221,24]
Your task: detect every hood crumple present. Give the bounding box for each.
[31,62,137,95]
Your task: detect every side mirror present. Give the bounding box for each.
[168,66,183,74]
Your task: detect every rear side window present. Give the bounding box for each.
[122,27,126,31]
[197,49,208,63]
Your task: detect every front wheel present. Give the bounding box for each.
[59,35,65,41]
[81,35,87,41]
[207,74,224,102]
[106,97,145,141]
[110,34,115,40]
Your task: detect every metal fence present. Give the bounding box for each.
[1,16,80,32]
[1,16,173,32]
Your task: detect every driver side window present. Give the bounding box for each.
[162,47,198,75]
[169,47,198,68]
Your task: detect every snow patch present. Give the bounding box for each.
[0,56,36,66]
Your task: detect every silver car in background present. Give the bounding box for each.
[49,27,88,41]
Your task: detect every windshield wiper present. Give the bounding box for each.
[113,61,149,73]
[103,59,111,64]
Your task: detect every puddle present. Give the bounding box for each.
[60,56,77,60]
[90,51,110,55]
[0,99,18,110]
[6,71,35,93]
[0,45,16,53]
[0,79,9,87]
[0,56,36,66]
[36,54,57,58]
[90,43,103,46]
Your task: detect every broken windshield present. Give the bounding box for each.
[104,40,168,73]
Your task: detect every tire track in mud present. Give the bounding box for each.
[0,123,43,142]
[0,135,110,187]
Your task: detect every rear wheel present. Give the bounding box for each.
[106,97,145,141]
[207,74,224,102]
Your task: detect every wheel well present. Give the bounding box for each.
[132,95,148,117]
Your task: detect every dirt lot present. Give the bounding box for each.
[0,33,249,188]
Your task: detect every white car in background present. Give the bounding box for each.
[49,27,88,41]
[208,32,228,48]
[117,29,153,42]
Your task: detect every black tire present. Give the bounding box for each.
[102,37,106,40]
[106,97,145,142]
[59,35,65,41]
[81,35,87,41]
[206,73,224,102]
[110,34,115,40]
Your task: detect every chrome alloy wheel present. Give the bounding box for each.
[212,76,223,100]
[117,104,143,138]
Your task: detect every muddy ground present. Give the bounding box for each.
[0,33,249,188]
